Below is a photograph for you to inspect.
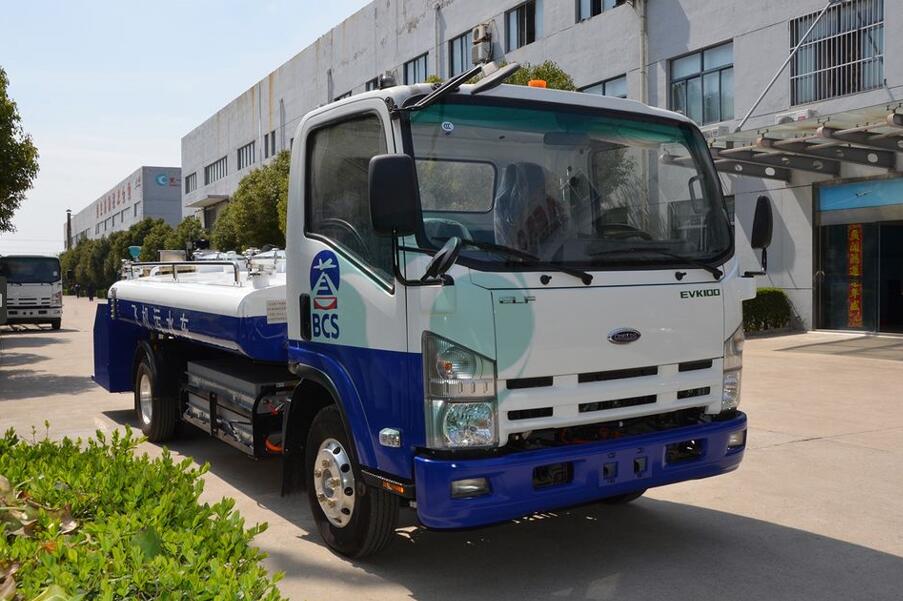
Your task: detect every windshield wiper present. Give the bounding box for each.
[588,246,723,280]
[435,236,594,285]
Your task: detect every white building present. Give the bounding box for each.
[65,166,182,248]
[181,0,903,333]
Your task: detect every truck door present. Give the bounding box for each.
[287,100,415,472]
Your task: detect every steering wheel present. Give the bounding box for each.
[319,218,371,260]
[597,223,653,241]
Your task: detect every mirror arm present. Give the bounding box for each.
[391,235,452,287]
[743,247,768,278]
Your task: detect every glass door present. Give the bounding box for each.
[815,223,879,331]
[879,224,903,333]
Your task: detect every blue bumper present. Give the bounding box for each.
[414,413,747,529]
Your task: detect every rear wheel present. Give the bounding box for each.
[134,353,178,442]
[601,489,646,505]
[305,406,398,558]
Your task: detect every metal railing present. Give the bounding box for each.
[126,261,242,285]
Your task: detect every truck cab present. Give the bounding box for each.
[0,254,63,329]
[95,67,771,558]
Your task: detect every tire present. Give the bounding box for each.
[601,489,647,505]
[50,320,61,330]
[305,406,398,558]
[134,352,178,442]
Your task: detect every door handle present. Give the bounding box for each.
[299,294,311,341]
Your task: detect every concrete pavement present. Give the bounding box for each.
[2,296,902,600]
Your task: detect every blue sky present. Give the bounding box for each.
[0,0,370,255]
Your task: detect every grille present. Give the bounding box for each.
[578,365,658,384]
[579,395,656,413]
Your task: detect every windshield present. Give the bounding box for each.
[0,257,62,284]
[406,98,732,271]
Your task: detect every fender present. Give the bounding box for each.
[284,341,377,464]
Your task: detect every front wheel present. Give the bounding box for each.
[134,353,178,442]
[305,406,398,558]
[50,319,61,330]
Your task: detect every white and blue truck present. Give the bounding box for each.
[0,254,64,329]
[93,64,773,558]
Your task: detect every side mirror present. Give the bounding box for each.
[422,237,462,282]
[369,154,421,237]
[750,195,773,250]
[744,195,773,277]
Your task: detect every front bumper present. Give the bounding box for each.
[414,412,746,529]
[6,306,62,323]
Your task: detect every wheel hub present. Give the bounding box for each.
[138,372,152,425]
[313,438,355,528]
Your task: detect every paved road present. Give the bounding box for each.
[2,297,902,600]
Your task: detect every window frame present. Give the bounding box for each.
[403,53,429,85]
[506,1,537,52]
[303,109,396,292]
[669,41,734,125]
[237,141,256,171]
[576,0,619,22]
[580,73,628,98]
[365,77,380,91]
[448,30,474,77]
[184,172,197,193]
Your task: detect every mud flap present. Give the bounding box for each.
[93,303,145,392]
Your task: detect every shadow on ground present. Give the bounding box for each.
[0,368,98,400]
[102,410,903,601]
[779,335,903,361]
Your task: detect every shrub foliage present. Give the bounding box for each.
[0,427,285,601]
[743,287,793,333]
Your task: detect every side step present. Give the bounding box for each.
[181,358,298,457]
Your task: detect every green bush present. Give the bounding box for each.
[0,427,285,601]
[743,287,793,333]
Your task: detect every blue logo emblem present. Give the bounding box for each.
[310,250,340,339]
[155,174,168,186]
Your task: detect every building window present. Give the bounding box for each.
[264,130,276,158]
[449,30,473,77]
[404,53,429,85]
[134,203,139,218]
[184,172,197,193]
[237,141,256,170]
[204,156,227,185]
[506,1,536,52]
[334,91,351,101]
[577,0,620,22]
[670,41,734,125]
[581,74,628,98]
[791,0,884,105]
[306,114,393,282]
[365,77,380,91]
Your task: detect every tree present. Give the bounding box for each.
[166,215,206,251]
[0,66,40,233]
[507,60,577,91]
[229,150,289,250]
[138,220,174,262]
[211,203,241,252]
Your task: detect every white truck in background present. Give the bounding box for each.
[93,63,774,558]
[0,254,63,329]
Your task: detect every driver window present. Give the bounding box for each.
[306,113,393,282]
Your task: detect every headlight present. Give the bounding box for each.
[423,332,497,448]
[52,291,62,306]
[722,325,744,411]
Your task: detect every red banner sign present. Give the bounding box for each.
[847,224,863,328]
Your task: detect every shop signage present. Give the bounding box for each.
[847,224,863,328]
